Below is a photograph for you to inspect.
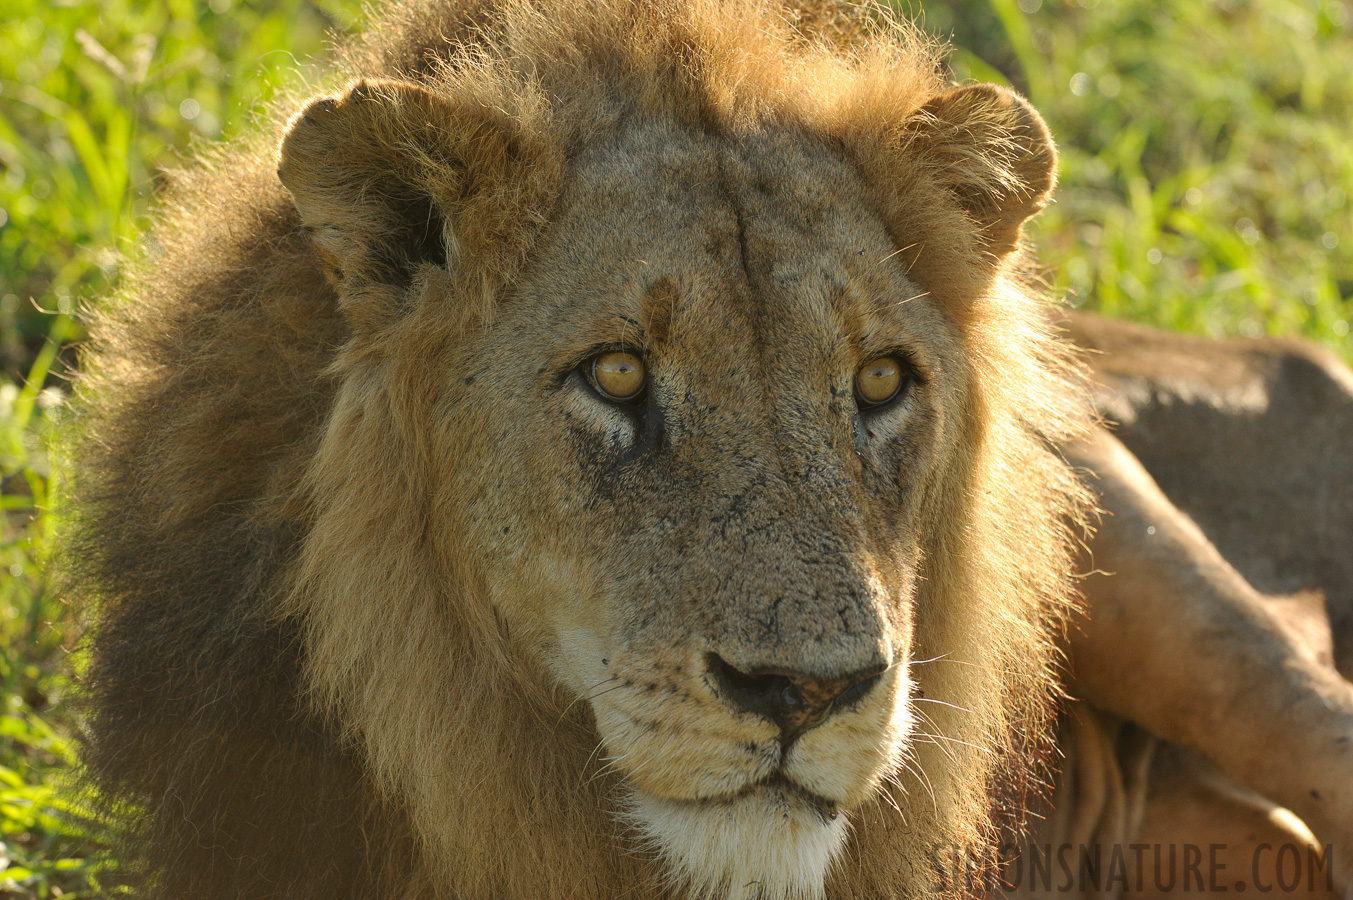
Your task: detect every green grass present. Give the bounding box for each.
[1,337,110,899]
[1,0,1351,894]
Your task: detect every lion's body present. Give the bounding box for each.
[70,2,1091,898]
[1070,312,1353,676]
[1053,314,1353,898]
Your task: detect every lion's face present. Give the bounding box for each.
[430,121,967,897]
[277,11,1080,893]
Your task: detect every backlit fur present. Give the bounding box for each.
[67,2,1092,898]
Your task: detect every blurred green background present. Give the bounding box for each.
[1,0,1350,894]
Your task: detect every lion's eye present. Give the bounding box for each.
[855,356,906,408]
[589,350,647,402]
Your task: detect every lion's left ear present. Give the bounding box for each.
[906,83,1057,257]
[278,79,558,331]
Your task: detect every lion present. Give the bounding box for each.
[65,0,1353,898]
[69,1,1088,897]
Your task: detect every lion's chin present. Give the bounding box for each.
[626,781,851,900]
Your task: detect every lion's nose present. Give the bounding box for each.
[706,653,887,741]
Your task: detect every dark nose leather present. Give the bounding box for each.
[707,653,887,741]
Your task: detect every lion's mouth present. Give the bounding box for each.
[753,772,842,824]
[642,771,845,826]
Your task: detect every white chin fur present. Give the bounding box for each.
[626,787,849,900]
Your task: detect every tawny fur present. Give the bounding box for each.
[1051,315,1353,897]
[67,1,1093,897]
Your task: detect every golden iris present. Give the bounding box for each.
[855,357,904,407]
[591,351,646,401]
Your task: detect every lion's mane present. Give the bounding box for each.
[67,1,1090,897]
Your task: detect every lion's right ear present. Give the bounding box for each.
[904,83,1057,258]
[278,79,557,329]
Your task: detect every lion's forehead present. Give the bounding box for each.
[521,123,924,359]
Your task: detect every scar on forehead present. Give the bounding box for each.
[642,276,678,345]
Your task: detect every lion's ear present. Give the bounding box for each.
[907,83,1056,257]
[278,79,554,329]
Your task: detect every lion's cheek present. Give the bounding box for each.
[590,689,780,799]
[480,547,612,651]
